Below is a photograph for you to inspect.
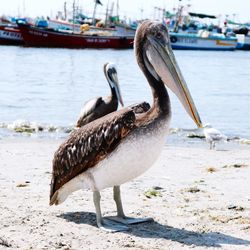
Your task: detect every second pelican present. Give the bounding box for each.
[76,62,124,127]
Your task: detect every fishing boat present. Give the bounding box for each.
[166,4,237,51]
[0,25,24,45]
[16,0,135,49]
[236,34,250,50]
[233,26,250,50]
[169,31,237,50]
[17,23,133,49]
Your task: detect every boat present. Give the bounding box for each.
[16,0,135,49]
[224,19,250,50]
[165,4,237,51]
[169,31,237,50]
[233,26,250,50]
[0,25,24,45]
[17,23,134,49]
[236,34,250,50]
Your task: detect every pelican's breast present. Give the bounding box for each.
[89,118,170,190]
[54,116,170,205]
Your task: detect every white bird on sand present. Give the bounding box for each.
[203,124,227,149]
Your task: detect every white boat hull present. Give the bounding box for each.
[170,33,237,50]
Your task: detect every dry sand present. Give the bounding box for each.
[0,138,250,250]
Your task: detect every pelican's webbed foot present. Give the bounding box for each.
[93,190,129,232]
[105,186,154,225]
[98,218,129,232]
[106,216,153,225]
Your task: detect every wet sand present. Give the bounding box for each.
[0,138,250,249]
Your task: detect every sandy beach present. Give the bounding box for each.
[0,138,249,250]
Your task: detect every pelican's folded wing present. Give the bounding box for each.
[76,97,104,127]
[50,108,136,203]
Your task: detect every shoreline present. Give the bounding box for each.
[0,138,250,249]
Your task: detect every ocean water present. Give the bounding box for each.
[0,46,250,140]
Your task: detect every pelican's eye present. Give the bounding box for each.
[155,32,162,39]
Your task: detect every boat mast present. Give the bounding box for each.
[92,1,98,26]
[64,1,67,20]
[116,0,119,21]
[162,8,165,23]
[110,2,114,21]
[104,1,109,27]
[73,0,76,32]
[173,0,183,32]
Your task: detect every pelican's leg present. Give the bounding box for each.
[114,185,125,217]
[93,191,102,228]
[106,186,153,225]
[93,190,128,232]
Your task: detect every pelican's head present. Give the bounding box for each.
[135,21,202,128]
[104,62,124,106]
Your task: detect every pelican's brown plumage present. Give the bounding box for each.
[76,63,124,127]
[50,109,135,203]
[50,21,202,232]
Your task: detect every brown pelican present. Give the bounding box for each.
[50,21,202,232]
[76,62,124,127]
[76,62,149,127]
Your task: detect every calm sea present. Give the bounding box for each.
[0,46,250,139]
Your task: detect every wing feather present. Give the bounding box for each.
[50,108,136,203]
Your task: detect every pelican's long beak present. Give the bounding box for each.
[147,36,202,128]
